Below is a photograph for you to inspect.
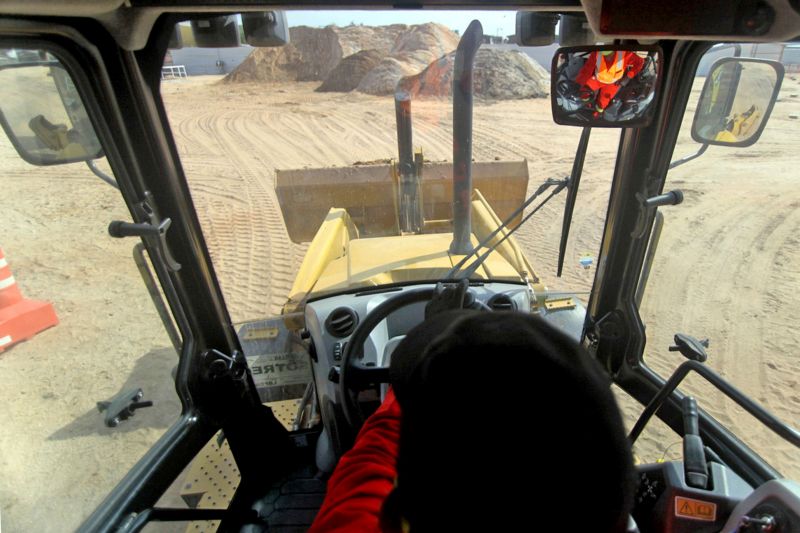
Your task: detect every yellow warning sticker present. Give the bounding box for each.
[674,496,717,521]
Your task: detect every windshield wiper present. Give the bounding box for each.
[444,176,569,280]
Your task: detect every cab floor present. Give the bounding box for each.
[245,464,327,532]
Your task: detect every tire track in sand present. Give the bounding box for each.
[211,110,297,320]
[640,185,800,463]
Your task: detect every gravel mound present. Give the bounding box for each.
[399,48,550,100]
[225,24,406,83]
[316,49,384,92]
[224,23,544,101]
[356,23,459,95]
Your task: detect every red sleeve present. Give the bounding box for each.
[309,390,401,533]
[625,52,646,77]
[574,51,598,86]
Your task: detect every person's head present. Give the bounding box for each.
[382,310,636,533]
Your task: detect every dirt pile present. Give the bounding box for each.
[225,24,407,83]
[224,40,300,83]
[356,23,460,95]
[317,50,383,92]
[225,23,542,100]
[335,24,408,56]
[399,48,550,100]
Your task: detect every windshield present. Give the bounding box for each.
[1,10,799,532]
[161,11,619,324]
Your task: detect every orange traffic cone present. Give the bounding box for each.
[0,247,59,353]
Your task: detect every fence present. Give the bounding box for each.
[161,65,188,80]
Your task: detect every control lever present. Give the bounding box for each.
[670,333,709,362]
[682,396,709,489]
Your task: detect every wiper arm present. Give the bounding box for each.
[445,177,569,280]
[456,181,568,280]
[444,177,564,279]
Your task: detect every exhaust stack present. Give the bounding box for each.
[449,19,483,255]
[395,91,422,233]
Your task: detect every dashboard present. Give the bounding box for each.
[307,283,527,396]
[307,282,533,371]
[302,281,584,465]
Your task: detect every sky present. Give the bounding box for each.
[285,10,518,37]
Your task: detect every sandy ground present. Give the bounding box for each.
[0,72,798,531]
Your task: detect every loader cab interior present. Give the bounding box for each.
[0,1,799,532]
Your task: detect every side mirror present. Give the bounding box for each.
[692,58,784,147]
[551,45,662,128]
[0,53,103,166]
[242,11,290,47]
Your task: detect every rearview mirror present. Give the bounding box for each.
[515,12,559,46]
[190,15,240,48]
[551,45,662,128]
[0,52,103,166]
[559,14,597,47]
[692,58,783,147]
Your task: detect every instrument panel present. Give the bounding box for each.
[305,282,533,376]
[303,281,576,468]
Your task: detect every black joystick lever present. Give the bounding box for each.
[670,333,709,362]
[682,396,709,489]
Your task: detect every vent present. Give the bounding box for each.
[487,293,516,312]
[326,307,358,338]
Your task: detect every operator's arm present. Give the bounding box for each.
[574,51,599,88]
[309,389,401,533]
[624,51,646,77]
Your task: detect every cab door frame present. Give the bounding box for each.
[584,38,786,485]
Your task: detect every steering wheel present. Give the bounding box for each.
[338,287,436,430]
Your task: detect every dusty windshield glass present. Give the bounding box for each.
[163,11,619,327]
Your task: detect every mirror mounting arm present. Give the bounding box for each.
[86,160,119,189]
[668,144,709,170]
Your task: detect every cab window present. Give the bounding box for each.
[160,11,618,378]
[636,43,799,478]
[0,48,182,531]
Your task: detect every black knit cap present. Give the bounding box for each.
[382,310,636,533]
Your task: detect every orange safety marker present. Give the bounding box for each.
[0,247,59,353]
